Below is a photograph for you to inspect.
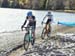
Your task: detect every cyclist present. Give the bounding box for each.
[21,11,36,45]
[41,11,53,37]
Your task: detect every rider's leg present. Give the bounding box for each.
[32,31,35,39]
[32,28,35,45]
[47,24,51,37]
[44,24,48,34]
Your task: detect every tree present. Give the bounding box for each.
[55,0,64,10]
[32,0,39,9]
[69,0,75,10]
[42,0,47,9]
[0,0,3,7]
[2,0,9,8]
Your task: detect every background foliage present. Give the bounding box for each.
[0,0,75,10]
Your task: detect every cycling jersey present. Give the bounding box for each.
[46,18,52,24]
[42,12,53,24]
[22,16,36,29]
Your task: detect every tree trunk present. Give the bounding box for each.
[0,0,3,7]
[45,0,49,9]
[32,0,39,9]
[42,0,46,9]
[2,0,9,8]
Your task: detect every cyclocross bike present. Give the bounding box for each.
[23,26,35,51]
[41,22,51,39]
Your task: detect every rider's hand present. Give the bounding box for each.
[21,28,23,31]
[21,26,23,31]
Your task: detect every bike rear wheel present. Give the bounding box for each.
[24,33,30,51]
[41,26,51,39]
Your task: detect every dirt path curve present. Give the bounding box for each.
[8,26,75,56]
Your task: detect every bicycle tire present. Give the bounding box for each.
[47,32,51,38]
[24,33,30,51]
[31,38,35,46]
[47,25,51,38]
[41,28,46,39]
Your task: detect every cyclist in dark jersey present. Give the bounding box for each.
[21,11,36,42]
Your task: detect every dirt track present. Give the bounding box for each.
[8,25,75,56]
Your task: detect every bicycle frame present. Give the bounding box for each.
[29,27,33,41]
[24,26,33,41]
[41,22,51,39]
[42,22,51,32]
[23,26,35,51]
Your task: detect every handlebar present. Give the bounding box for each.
[23,26,33,28]
[21,26,33,31]
[41,22,46,25]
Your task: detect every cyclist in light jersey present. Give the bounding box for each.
[42,11,53,36]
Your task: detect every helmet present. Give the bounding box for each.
[48,11,51,14]
[47,11,52,16]
[27,11,33,16]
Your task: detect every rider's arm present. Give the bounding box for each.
[32,16,36,29]
[42,16,46,22]
[34,20,36,29]
[21,16,28,28]
[21,20,27,28]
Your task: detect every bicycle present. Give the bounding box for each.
[41,22,51,39]
[22,26,35,51]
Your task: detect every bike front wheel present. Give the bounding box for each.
[41,28,46,39]
[24,33,30,51]
[31,38,35,46]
